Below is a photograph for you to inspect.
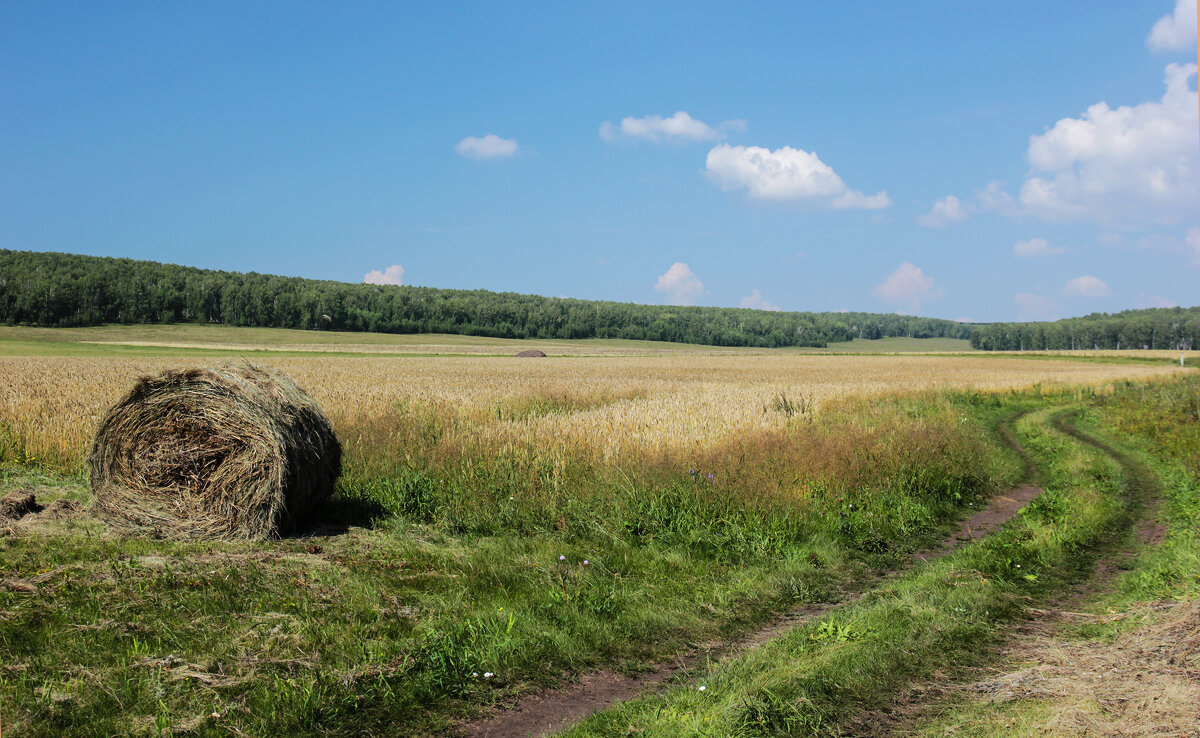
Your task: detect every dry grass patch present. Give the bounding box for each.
[926,601,1200,737]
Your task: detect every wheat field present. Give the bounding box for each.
[0,354,1188,471]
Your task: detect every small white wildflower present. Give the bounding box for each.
[559,555,566,561]
[698,685,706,691]
[484,672,494,678]
[472,672,479,677]
[583,560,589,565]
[1016,564,1021,568]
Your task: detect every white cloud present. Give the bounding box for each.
[1013,238,1065,257]
[1148,0,1197,51]
[918,182,1017,225]
[1189,227,1200,266]
[739,289,781,311]
[705,144,890,209]
[1014,293,1060,321]
[364,264,405,285]
[976,181,1019,216]
[454,134,519,160]
[1137,294,1179,308]
[654,262,706,305]
[1063,275,1112,297]
[600,111,741,143]
[918,195,968,227]
[1020,63,1199,224]
[873,262,941,313]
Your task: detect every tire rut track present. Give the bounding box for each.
[462,411,1043,738]
[871,409,1168,738]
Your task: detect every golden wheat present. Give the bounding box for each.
[0,355,1189,471]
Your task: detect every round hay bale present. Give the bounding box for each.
[89,364,342,540]
[514,349,547,358]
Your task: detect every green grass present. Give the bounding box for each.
[0,324,981,358]
[559,404,1144,737]
[0,324,756,357]
[0,389,1024,736]
[1,379,1194,736]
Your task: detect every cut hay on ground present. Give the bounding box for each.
[967,601,1200,736]
[90,364,341,540]
[514,349,547,357]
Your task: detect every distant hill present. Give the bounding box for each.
[0,250,971,348]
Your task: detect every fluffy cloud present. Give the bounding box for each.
[919,182,1017,225]
[1014,293,1060,321]
[1148,0,1197,51]
[1012,238,1065,257]
[738,289,781,311]
[600,112,745,143]
[873,262,941,313]
[364,264,405,285]
[454,134,519,160]
[1063,275,1112,297]
[654,262,706,305]
[918,195,968,227]
[705,144,890,209]
[1020,63,1199,224]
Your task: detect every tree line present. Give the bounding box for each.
[970,309,1200,351]
[3,250,1193,351]
[0,250,971,347]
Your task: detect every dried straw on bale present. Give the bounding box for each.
[90,364,342,540]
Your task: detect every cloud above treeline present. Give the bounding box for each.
[873,262,940,312]
[364,264,405,285]
[739,289,781,311]
[1063,274,1111,298]
[600,111,745,143]
[654,262,706,305]
[705,144,890,209]
[455,134,519,160]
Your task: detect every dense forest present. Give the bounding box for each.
[2,250,1195,351]
[0,250,971,348]
[970,308,1200,351]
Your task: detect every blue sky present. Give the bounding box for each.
[2,1,1197,322]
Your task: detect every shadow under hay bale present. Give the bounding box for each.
[0,491,42,522]
[90,364,342,540]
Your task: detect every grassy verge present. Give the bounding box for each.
[560,403,1139,737]
[0,390,1025,736]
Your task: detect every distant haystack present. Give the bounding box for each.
[89,364,341,540]
[515,349,548,358]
